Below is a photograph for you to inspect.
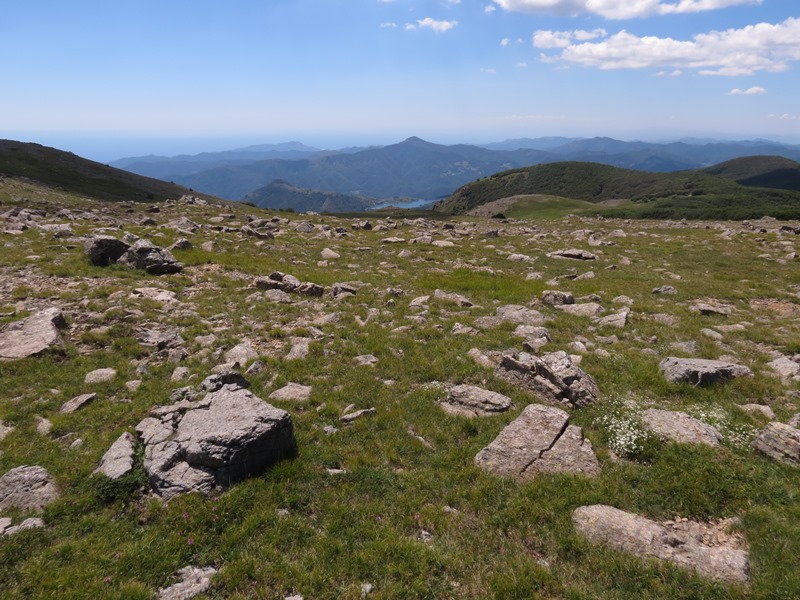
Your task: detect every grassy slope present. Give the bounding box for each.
[1,177,799,599]
[435,160,800,220]
[0,140,219,203]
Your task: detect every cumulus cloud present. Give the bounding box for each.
[492,0,762,19]
[409,17,458,32]
[501,38,510,46]
[485,4,497,12]
[534,17,800,76]
[769,113,798,120]
[533,28,606,48]
[380,22,397,28]
[728,86,766,95]
[480,67,497,74]
[656,69,683,76]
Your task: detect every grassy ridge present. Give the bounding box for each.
[0,140,218,203]
[435,160,800,220]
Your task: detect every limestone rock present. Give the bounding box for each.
[547,249,597,261]
[752,422,800,467]
[573,505,749,585]
[157,566,217,600]
[495,305,546,326]
[84,368,117,384]
[60,393,96,414]
[659,357,753,386]
[225,342,258,366]
[767,356,800,383]
[94,432,136,479]
[85,235,131,266]
[556,302,604,317]
[440,385,514,417]
[593,307,630,329]
[496,351,600,408]
[641,409,723,447]
[117,239,183,274]
[269,382,312,402]
[0,466,59,512]
[475,404,599,479]
[0,308,67,361]
[137,386,295,499]
[541,290,574,306]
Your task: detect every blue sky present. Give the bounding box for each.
[1,0,798,160]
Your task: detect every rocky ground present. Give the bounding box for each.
[0,175,799,599]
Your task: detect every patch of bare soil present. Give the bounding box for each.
[750,298,800,316]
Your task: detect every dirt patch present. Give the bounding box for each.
[750,298,800,316]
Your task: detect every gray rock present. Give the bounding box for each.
[0,308,67,361]
[0,466,59,512]
[84,368,117,384]
[556,302,604,317]
[738,404,776,420]
[94,432,136,479]
[255,272,324,297]
[286,337,311,361]
[547,249,598,260]
[652,285,678,295]
[340,408,377,424]
[752,422,800,467]
[475,404,599,479]
[659,357,753,386]
[200,370,251,393]
[440,385,514,417]
[766,356,800,383]
[433,289,474,307]
[0,421,14,442]
[495,305,546,326]
[225,342,258,366]
[84,235,130,266]
[157,566,217,600]
[2,517,45,537]
[137,386,295,498]
[593,307,630,329]
[691,302,732,316]
[541,290,574,306]
[269,382,312,402]
[60,393,96,414]
[641,409,723,447]
[573,505,749,585]
[354,354,378,367]
[496,351,600,408]
[263,289,293,304]
[117,239,183,274]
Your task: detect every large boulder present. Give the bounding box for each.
[85,235,131,266]
[117,239,183,275]
[496,351,600,408]
[475,404,599,479]
[0,308,67,361]
[752,422,800,467]
[0,466,59,512]
[659,357,753,386]
[439,385,514,417]
[573,505,749,585]
[136,385,294,499]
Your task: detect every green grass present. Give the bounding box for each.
[0,178,799,599]
[503,195,610,220]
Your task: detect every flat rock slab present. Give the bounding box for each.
[269,382,312,402]
[496,351,600,408]
[0,308,67,361]
[60,393,96,414]
[494,305,546,326]
[433,289,474,307]
[475,404,599,479]
[641,409,723,447]
[0,466,59,512]
[94,432,137,479]
[84,368,117,384]
[158,566,217,600]
[556,302,604,317]
[659,357,752,386]
[573,505,749,585]
[136,385,295,499]
[752,422,800,467]
[547,249,598,260]
[440,385,514,417]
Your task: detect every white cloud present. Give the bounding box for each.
[485,5,497,13]
[656,69,683,76]
[728,86,766,95]
[500,38,510,46]
[516,61,529,67]
[769,113,798,121]
[412,17,458,32]
[535,17,800,76]
[492,0,762,19]
[480,67,497,74]
[533,28,606,48]
[446,0,462,4]
[380,22,397,28]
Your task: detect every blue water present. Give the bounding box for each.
[368,199,434,211]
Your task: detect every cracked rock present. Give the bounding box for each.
[659,357,753,386]
[439,385,514,417]
[0,466,59,512]
[0,308,67,361]
[752,422,800,467]
[475,404,599,479]
[641,409,723,447]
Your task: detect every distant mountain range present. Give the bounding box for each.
[110,136,800,204]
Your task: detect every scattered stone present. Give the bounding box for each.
[572,505,749,585]
[157,566,217,600]
[507,253,532,263]
[0,308,67,361]
[60,393,96,414]
[547,249,597,261]
[269,383,312,402]
[468,348,496,369]
[475,404,599,479]
[767,356,800,383]
[117,239,183,274]
[556,302,604,317]
[451,323,478,336]
[433,289,474,307]
[496,351,600,408]
[0,466,59,512]
[94,432,136,479]
[200,370,251,393]
[752,422,800,467]
[35,416,52,435]
[593,307,629,328]
[341,408,376,424]
[85,235,131,266]
[225,342,258,366]
[286,337,312,361]
[495,305,546,326]
[439,385,514,417]
[354,354,378,367]
[255,272,324,297]
[612,295,634,305]
[701,328,724,341]
[659,357,753,386]
[321,247,340,260]
[691,302,732,316]
[641,409,723,447]
[670,341,698,354]
[0,421,13,442]
[652,285,678,295]
[738,404,776,420]
[541,290,574,306]
[131,287,179,305]
[137,386,295,498]
[264,288,293,303]
[171,366,190,382]
[84,368,117,384]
